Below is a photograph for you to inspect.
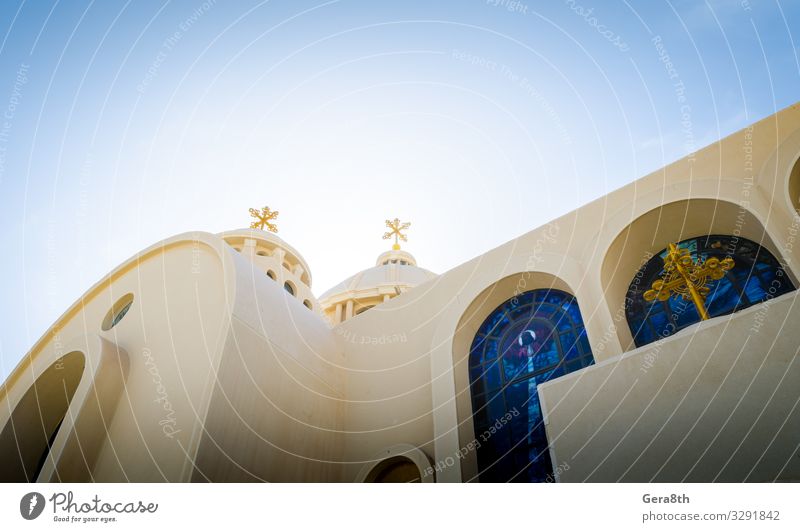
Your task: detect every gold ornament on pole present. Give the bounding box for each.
[249,206,279,233]
[643,243,734,320]
[383,218,411,250]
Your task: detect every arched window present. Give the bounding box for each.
[284,282,295,296]
[469,289,594,482]
[355,305,375,315]
[0,351,85,481]
[364,457,421,483]
[625,235,795,348]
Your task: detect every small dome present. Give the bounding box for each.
[218,228,312,287]
[217,228,320,313]
[374,249,418,267]
[319,249,436,324]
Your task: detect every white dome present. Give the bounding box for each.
[319,249,436,323]
[320,262,436,300]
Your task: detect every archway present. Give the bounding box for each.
[789,153,800,215]
[468,288,594,482]
[601,198,791,351]
[0,351,85,481]
[625,234,794,347]
[364,457,422,483]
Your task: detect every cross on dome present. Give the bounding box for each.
[383,218,410,250]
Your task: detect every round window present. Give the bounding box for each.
[102,293,135,331]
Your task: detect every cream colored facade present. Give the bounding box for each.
[2,104,800,482]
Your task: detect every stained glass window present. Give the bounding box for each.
[625,235,795,348]
[469,289,594,482]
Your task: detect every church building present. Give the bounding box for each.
[2,104,799,482]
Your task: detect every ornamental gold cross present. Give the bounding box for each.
[249,206,279,233]
[643,243,734,320]
[383,218,411,250]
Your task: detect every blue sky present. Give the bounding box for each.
[0,0,798,378]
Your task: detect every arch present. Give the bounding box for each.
[266,270,276,281]
[365,457,420,482]
[355,444,433,483]
[468,289,594,482]
[449,272,576,482]
[303,299,313,310]
[601,198,791,351]
[625,235,794,347]
[283,281,295,296]
[0,351,85,481]
[355,305,375,315]
[789,153,800,215]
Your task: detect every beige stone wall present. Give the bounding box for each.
[335,102,800,482]
[192,255,345,482]
[539,291,800,482]
[0,233,233,481]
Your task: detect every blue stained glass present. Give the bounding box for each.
[483,362,502,392]
[469,289,594,482]
[535,365,565,384]
[578,330,591,355]
[483,338,499,362]
[485,392,507,424]
[546,293,564,305]
[509,304,532,321]
[566,360,582,372]
[534,305,554,320]
[707,277,743,315]
[516,291,535,306]
[743,274,767,304]
[534,337,560,369]
[565,344,580,361]
[506,380,534,413]
[479,310,508,336]
[526,391,542,420]
[560,331,576,351]
[626,235,795,347]
[469,364,484,386]
[673,298,701,328]
[469,335,486,364]
[648,307,669,337]
[566,302,584,327]
[556,313,573,331]
[502,353,529,382]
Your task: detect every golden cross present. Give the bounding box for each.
[249,206,279,233]
[643,243,734,320]
[383,218,411,250]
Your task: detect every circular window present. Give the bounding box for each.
[101,293,135,331]
[284,282,295,296]
[303,299,313,310]
[267,270,276,281]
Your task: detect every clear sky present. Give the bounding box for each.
[0,0,798,379]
